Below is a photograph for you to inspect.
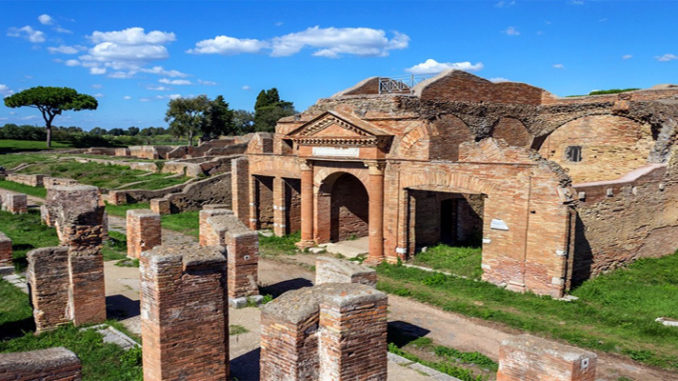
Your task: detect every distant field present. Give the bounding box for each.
[0,139,71,154]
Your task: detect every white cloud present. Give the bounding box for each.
[490,77,510,83]
[553,63,565,69]
[123,95,132,100]
[159,78,192,85]
[93,93,104,98]
[622,54,633,60]
[7,26,46,43]
[154,94,181,100]
[90,27,175,45]
[275,21,284,27]
[147,85,170,91]
[38,14,54,25]
[48,45,85,54]
[198,79,217,86]
[139,97,151,102]
[140,66,188,78]
[242,85,251,90]
[406,59,484,75]
[503,26,520,36]
[90,67,106,75]
[65,59,80,66]
[656,53,677,62]
[108,71,135,79]
[55,26,72,34]
[0,84,13,96]
[187,35,267,55]
[188,26,409,58]
[92,84,103,89]
[271,26,409,58]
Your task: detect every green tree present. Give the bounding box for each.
[3,86,97,147]
[126,126,140,136]
[253,88,295,132]
[233,109,255,134]
[202,95,235,140]
[165,95,210,146]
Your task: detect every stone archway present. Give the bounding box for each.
[315,171,370,243]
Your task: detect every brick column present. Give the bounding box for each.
[365,161,385,265]
[141,244,229,381]
[26,247,70,333]
[296,160,315,249]
[126,209,162,259]
[0,232,12,270]
[273,177,286,236]
[231,157,250,226]
[199,206,232,247]
[394,187,409,263]
[248,175,258,230]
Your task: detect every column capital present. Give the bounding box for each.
[298,159,313,171]
[364,160,386,175]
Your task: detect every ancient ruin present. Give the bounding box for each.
[126,209,162,259]
[1,193,27,214]
[260,283,388,381]
[140,244,229,381]
[232,70,678,297]
[0,232,12,272]
[315,256,377,287]
[0,347,82,381]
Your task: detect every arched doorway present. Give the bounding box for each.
[316,172,370,243]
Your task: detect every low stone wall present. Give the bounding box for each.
[140,244,229,381]
[0,232,13,270]
[1,193,27,214]
[260,283,388,381]
[497,334,597,381]
[126,209,161,259]
[5,173,43,187]
[129,162,159,172]
[315,256,377,287]
[0,347,81,381]
[161,172,232,213]
[199,206,259,299]
[162,155,237,177]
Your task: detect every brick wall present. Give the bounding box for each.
[492,117,533,147]
[315,256,377,287]
[5,173,43,187]
[0,232,11,268]
[140,244,229,381]
[539,115,653,182]
[231,157,250,226]
[2,193,27,214]
[149,198,170,215]
[256,175,274,229]
[497,334,597,381]
[330,173,369,241]
[199,207,259,299]
[126,209,162,259]
[0,347,81,381]
[284,178,302,234]
[27,247,70,332]
[260,283,387,381]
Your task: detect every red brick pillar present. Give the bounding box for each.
[149,198,170,215]
[231,157,250,226]
[26,247,71,333]
[296,160,315,249]
[126,209,162,259]
[140,244,229,381]
[199,206,232,247]
[0,232,12,269]
[394,188,409,263]
[497,334,597,381]
[273,176,286,237]
[248,175,258,230]
[365,161,385,265]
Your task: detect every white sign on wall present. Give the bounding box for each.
[312,146,360,158]
[490,219,509,231]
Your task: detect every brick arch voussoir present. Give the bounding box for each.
[406,171,499,197]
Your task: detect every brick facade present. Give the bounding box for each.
[0,232,11,269]
[126,209,162,259]
[0,347,81,381]
[234,70,678,297]
[1,193,27,214]
[497,334,597,381]
[27,247,71,332]
[260,283,387,381]
[140,244,229,381]
[149,198,170,215]
[315,256,377,287]
[198,205,259,299]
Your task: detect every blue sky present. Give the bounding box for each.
[1,0,676,130]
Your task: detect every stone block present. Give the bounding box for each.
[497,334,597,381]
[0,232,12,268]
[315,256,377,287]
[2,193,27,214]
[126,209,162,259]
[149,198,170,215]
[0,347,81,381]
[260,283,387,381]
[140,244,229,381]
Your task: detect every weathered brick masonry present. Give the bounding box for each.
[0,232,11,269]
[315,256,377,287]
[198,205,259,299]
[234,69,678,297]
[0,347,81,381]
[140,244,229,381]
[28,185,106,331]
[497,334,597,381]
[1,193,27,214]
[149,198,170,215]
[126,209,162,259]
[260,283,387,381]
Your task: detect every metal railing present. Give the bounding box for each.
[378,74,432,94]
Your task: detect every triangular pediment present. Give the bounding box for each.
[287,111,387,139]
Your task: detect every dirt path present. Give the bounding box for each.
[107,215,195,246]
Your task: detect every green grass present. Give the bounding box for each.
[0,180,46,198]
[0,210,59,271]
[259,231,301,256]
[0,280,142,380]
[18,160,188,191]
[589,88,640,95]
[411,244,482,279]
[102,231,128,262]
[388,343,486,381]
[0,152,57,169]
[0,139,71,154]
[104,202,151,218]
[377,251,678,371]
[161,211,200,238]
[229,324,249,335]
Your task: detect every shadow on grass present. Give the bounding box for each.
[0,317,36,340]
[259,278,312,298]
[388,320,431,348]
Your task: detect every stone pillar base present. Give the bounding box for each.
[295,240,315,250]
